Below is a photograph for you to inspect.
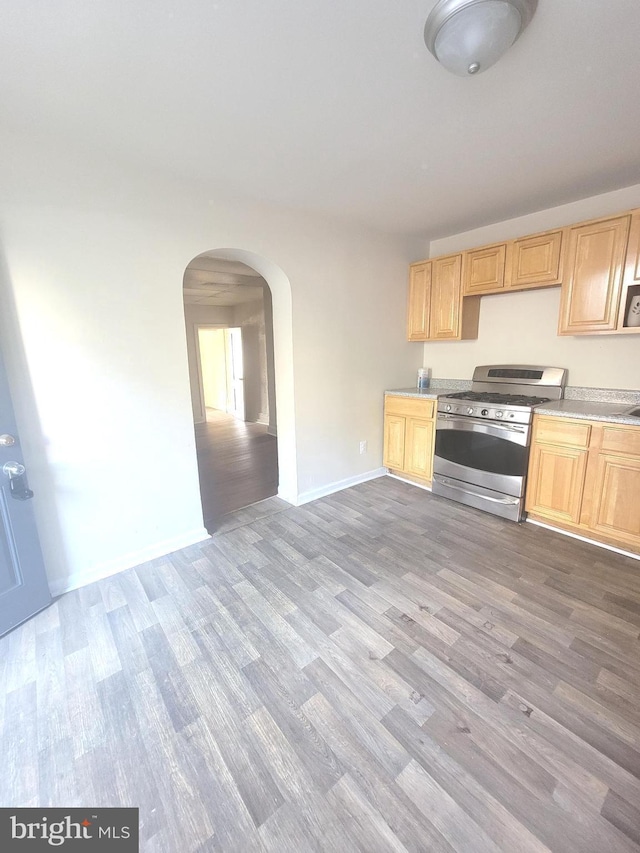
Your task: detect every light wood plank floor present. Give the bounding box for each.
[2,477,640,852]
[195,408,278,533]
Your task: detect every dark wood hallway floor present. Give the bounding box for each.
[1,478,640,851]
[195,408,278,532]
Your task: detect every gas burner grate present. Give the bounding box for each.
[445,391,551,407]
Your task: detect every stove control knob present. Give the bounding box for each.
[495,410,504,418]
[445,404,452,412]
[481,408,489,416]
[467,407,474,415]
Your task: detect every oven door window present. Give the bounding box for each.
[435,428,526,476]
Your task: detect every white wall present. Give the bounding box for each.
[0,129,420,593]
[424,185,640,390]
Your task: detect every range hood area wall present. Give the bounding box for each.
[423,184,640,391]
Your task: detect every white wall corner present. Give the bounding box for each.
[48,527,211,597]
[293,468,387,507]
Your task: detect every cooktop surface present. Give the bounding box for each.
[444,391,552,407]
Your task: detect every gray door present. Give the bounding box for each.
[0,346,51,636]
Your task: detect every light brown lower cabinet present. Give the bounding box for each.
[383,395,435,485]
[526,415,640,554]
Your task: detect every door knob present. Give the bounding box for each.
[2,461,33,500]
[0,434,16,447]
[3,461,25,477]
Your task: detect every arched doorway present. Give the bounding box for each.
[182,248,296,530]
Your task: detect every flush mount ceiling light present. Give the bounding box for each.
[424,0,537,76]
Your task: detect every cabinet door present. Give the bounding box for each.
[618,210,640,331]
[526,442,588,524]
[623,211,640,286]
[407,262,431,341]
[463,243,507,295]
[506,229,564,290]
[404,417,435,481]
[383,415,406,470]
[558,215,630,334]
[430,254,463,340]
[588,453,640,550]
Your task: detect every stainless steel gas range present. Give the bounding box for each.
[432,365,567,522]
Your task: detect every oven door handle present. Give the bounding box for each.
[436,413,528,444]
[434,476,521,505]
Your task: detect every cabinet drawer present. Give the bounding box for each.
[533,416,591,449]
[384,396,435,419]
[601,424,640,456]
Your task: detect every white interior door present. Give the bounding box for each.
[225,328,245,420]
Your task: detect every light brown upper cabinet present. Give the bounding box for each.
[617,210,640,332]
[431,254,463,339]
[558,214,631,335]
[506,228,564,289]
[409,206,640,340]
[462,229,565,296]
[407,262,431,341]
[463,243,507,295]
[407,255,479,342]
[623,211,640,286]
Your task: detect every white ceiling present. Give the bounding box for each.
[2,1,640,237]
[183,257,266,306]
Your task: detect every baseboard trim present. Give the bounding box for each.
[291,468,387,507]
[386,472,433,492]
[526,518,640,562]
[48,527,211,597]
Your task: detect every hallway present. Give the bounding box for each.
[195,409,278,532]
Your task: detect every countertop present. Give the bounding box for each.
[385,387,460,400]
[386,385,640,425]
[534,400,640,426]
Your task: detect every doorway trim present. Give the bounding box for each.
[185,248,297,505]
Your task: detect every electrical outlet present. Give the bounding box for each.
[359,440,367,454]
